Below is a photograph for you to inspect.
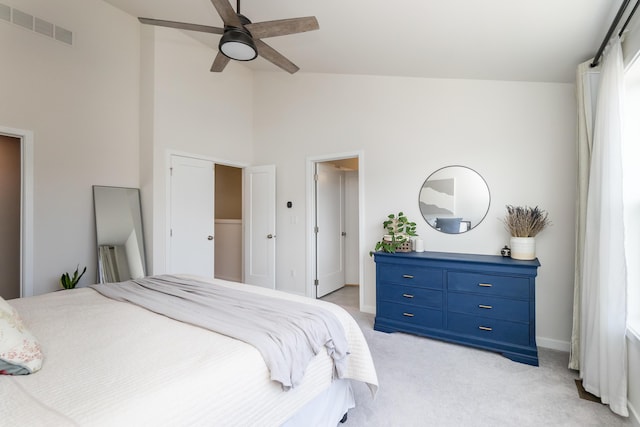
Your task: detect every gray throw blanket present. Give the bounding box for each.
[90,275,349,390]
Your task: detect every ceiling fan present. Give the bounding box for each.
[138,0,319,74]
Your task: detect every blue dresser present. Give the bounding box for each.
[374,251,540,366]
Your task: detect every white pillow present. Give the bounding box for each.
[0,296,43,375]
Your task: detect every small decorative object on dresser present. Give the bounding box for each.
[371,212,418,254]
[373,251,540,366]
[60,265,87,289]
[414,237,425,253]
[502,205,550,260]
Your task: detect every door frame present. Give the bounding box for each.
[306,151,364,307]
[164,150,247,275]
[0,126,34,297]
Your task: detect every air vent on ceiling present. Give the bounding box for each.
[0,3,10,22]
[0,3,73,46]
[11,8,33,30]
[35,17,53,38]
[55,25,72,45]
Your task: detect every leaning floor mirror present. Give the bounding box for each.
[93,185,147,283]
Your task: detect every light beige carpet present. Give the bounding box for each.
[323,287,632,427]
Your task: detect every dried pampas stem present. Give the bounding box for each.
[502,205,550,237]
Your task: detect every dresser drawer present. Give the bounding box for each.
[378,302,443,329]
[378,265,443,289]
[447,312,529,346]
[448,293,529,322]
[378,284,442,309]
[448,272,529,299]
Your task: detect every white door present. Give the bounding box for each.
[315,163,345,298]
[243,165,276,288]
[344,171,360,285]
[169,155,215,277]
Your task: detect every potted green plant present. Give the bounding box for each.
[60,265,87,289]
[502,205,550,260]
[372,212,418,254]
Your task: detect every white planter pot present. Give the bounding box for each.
[510,237,536,260]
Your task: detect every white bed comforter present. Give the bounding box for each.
[90,275,350,391]
[0,277,378,427]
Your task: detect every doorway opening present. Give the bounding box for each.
[214,164,243,282]
[0,135,21,299]
[308,153,362,311]
[0,126,33,298]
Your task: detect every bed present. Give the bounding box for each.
[0,275,378,426]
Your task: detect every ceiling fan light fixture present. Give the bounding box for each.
[219,28,257,61]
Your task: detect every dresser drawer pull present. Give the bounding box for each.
[478,326,493,331]
[478,304,493,309]
[402,274,414,279]
[478,283,492,287]
[402,312,415,317]
[402,293,414,299]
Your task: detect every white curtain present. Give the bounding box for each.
[579,38,628,417]
[569,58,600,371]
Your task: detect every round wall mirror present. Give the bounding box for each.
[418,166,490,234]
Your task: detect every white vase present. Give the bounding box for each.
[510,237,536,260]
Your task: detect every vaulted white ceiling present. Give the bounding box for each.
[103,0,621,83]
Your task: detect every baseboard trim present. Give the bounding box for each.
[214,274,242,283]
[536,337,570,352]
[361,304,375,314]
[630,400,640,427]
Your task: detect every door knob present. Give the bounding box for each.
[341,231,347,236]
[207,235,214,240]
[267,234,275,239]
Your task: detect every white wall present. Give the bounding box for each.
[252,72,577,349]
[139,27,255,274]
[0,0,140,294]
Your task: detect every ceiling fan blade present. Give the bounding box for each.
[210,0,242,27]
[211,52,231,72]
[138,17,224,34]
[255,39,299,74]
[245,16,319,39]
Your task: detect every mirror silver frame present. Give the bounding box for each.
[93,185,147,283]
[418,165,491,234]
